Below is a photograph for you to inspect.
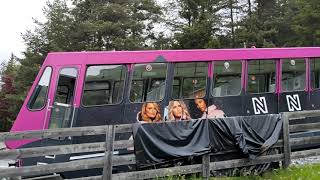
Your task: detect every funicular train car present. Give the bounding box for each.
[5,47,320,177]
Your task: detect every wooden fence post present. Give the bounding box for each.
[103,125,115,180]
[202,153,210,179]
[282,113,291,168]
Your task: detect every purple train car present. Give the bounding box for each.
[4,47,320,176]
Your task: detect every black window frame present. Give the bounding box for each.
[81,64,127,107]
[27,66,53,111]
[129,63,168,103]
[171,62,209,100]
[53,67,78,106]
[246,59,277,94]
[281,58,306,92]
[211,60,243,97]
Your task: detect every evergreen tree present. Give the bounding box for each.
[23,0,73,54]
[0,54,18,132]
[218,0,244,48]
[289,0,320,46]
[172,0,223,49]
[235,0,281,47]
[70,0,162,50]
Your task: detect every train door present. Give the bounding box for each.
[125,63,168,123]
[28,66,81,165]
[244,59,278,116]
[210,60,243,117]
[47,66,80,129]
[279,58,308,116]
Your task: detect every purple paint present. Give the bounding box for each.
[276,60,281,94]
[278,59,283,93]
[208,62,213,78]
[45,47,320,65]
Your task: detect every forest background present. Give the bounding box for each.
[1,0,320,131]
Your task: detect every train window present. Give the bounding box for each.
[130,80,144,102]
[172,62,208,99]
[212,61,242,97]
[311,58,320,89]
[49,68,77,129]
[247,60,276,94]
[54,68,77,104]
[130,63,167,102]
[113,81,125,103]
[27,67,52,110]
[171,79,181,99]
[281,59,305,91]
[55,86,69,104]
[82,65,126,106]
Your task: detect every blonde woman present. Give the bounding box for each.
[168,101,191,121]
[136,102,162,123]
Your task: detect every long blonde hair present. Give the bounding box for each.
[141,102,162,123]
[168,101,191,121]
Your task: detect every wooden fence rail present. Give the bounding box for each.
[0,110,320,180]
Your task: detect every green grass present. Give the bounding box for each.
[212,163,320,180]
[158,163,320,180]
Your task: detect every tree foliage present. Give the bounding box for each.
[0,55,19,131]
[70,0,162,50]
[171,0,223,49]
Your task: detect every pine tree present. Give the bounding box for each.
[0,54,18,132]
[218,0,244,48]
[70,0,162,50]
[289,0,320,46]
[235,0,281,47]
[172,0,223,49]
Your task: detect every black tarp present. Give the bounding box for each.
[133,114,282,167]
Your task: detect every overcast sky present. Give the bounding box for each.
[0,0,168,65]
[0,0,46,64]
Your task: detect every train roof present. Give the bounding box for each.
[44,47,320,66]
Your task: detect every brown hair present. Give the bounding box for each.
[168,101,191,121]
[141,102,162,123]
[193,89,205,99]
